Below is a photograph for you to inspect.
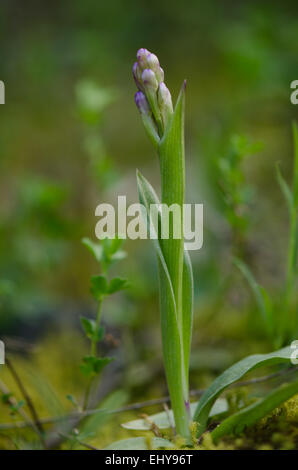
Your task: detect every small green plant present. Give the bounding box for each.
[81,236,128,409]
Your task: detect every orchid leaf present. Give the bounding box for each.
[193,345,293,436]
[211,379,298,442]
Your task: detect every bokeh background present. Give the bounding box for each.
[0,0,298,448]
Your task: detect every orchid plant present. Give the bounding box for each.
[109,48,298,449]
[133,48,193,440]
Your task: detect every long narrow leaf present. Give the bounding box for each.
[211,379,298,442]
[193,345,293,436]
[159,84,186,329]
[136,170,189,434]
[136,170,177,318]
[137,169,193,388]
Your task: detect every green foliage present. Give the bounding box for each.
[137,168,194,440]
[193,345,293,436]
[80,317,105,342]
[211,380,298,442]
[80,235,127,407]
[80,355,113,377]
[108,277,129,294]
[119,347,296,449]
[90,275,108,300]
[89,275,128,300]
[82,237,126,273]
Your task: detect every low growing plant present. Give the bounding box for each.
[81,236,128,409]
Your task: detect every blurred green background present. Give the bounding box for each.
[0,0,298,447]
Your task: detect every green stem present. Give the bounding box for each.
[158,85,191,440]
[91,300,102,356]
[83,300,103,410]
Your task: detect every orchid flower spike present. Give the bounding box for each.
[133,48,173,141]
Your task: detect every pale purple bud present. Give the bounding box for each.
[141,69,158,92]
[133,49,170,136]
[135,91,159,147]
[147,54,164,83]
[158,83,173,112]
[134,91,150,115]
[156,67,164,84]
[147,53,159,69]
[136,48,150,69]
[158,82,173,127]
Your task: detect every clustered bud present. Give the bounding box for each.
[133,48,173,141]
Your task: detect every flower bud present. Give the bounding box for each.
[134,92,159,148]
[155,67,164,84]
[146,53,159,69]
[134,91,150,115]
[158,82,173,111]
[158,82,173,127]
[141,69,158,92]
[133,49,172,137]
[147,54,164,83]
[136,48,150,69]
